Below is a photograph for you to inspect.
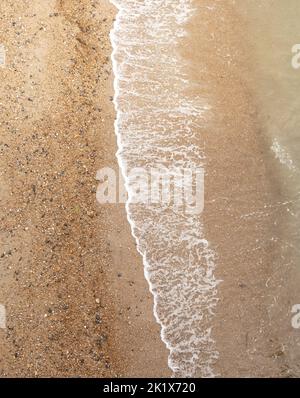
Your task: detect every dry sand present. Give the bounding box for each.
[0,0,169,377]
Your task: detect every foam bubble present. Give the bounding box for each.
[271,138,296,172]
[109,0,219,377]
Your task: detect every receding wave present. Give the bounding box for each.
[109,0,219,377]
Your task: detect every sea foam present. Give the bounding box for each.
[109,0,219,377]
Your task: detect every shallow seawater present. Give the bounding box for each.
[110,0,300,377]
[236,0,300,194]
[211,0,300,375]
[236,0,300,295]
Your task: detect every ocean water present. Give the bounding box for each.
[236,0,300,183]
[109,0,219,377]
[237,0,300,306]
[235,1,300,372]
[109,0,300,377]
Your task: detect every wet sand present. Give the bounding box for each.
[0,0,169,377]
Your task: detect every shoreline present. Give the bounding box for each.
[106,0,171,377]
[103,0,170,377]
[0,0,169,377]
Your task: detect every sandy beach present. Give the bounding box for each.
[0,0,169,377]
[1,0,300,378]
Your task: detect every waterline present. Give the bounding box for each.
[109,0,219,377]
